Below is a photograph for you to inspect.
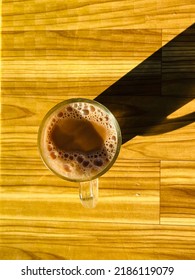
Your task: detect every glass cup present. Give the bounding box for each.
[38,98,121,208]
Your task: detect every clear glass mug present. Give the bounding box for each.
[38,98,122,208]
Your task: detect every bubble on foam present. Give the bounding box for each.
[82,160,89,167]
[57,111,63,118]
[66,106,73,112]
[90,105,95,112]
[47,144,53,151]
[82,109,89,115]
[112,135,116,141]
[64,164,72,172]
[77,155,84,163]
[50,151,57,159]
[94,158,103,167]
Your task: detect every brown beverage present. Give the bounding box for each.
[39,100,119,181]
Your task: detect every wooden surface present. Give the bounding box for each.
[0,0,195,260]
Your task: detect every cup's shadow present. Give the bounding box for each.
[95,24,195,144]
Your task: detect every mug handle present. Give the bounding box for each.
[79,178,98,208]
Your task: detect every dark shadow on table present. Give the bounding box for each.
[95,23,195,144]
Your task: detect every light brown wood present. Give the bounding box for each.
[1,0,195,260]
[2,0,195,31]
[1,159,160,224]
[161,161,195,225]
[2,29,162,99]
[1,220,195,260]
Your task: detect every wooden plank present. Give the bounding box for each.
[162,25,195,97]
[1,220,195,260]
[161,161,195,225]
[2,30,162,60]
[2,0,195,31]
[1,29,162,99]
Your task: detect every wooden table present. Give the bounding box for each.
[1,0,195,260]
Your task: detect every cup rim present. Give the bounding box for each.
[38,98,122,182]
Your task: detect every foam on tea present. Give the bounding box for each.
[41,101,118,181]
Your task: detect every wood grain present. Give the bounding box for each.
[2,0,195,31]
[1,0,195,260]
[162,26,195,97]
[2,29,162,100]
[161,161,195,225]
[1,158,160,224]
[96,95,195,159]
[1,220,195,260]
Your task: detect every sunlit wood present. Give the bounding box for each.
[1,0,195,259]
